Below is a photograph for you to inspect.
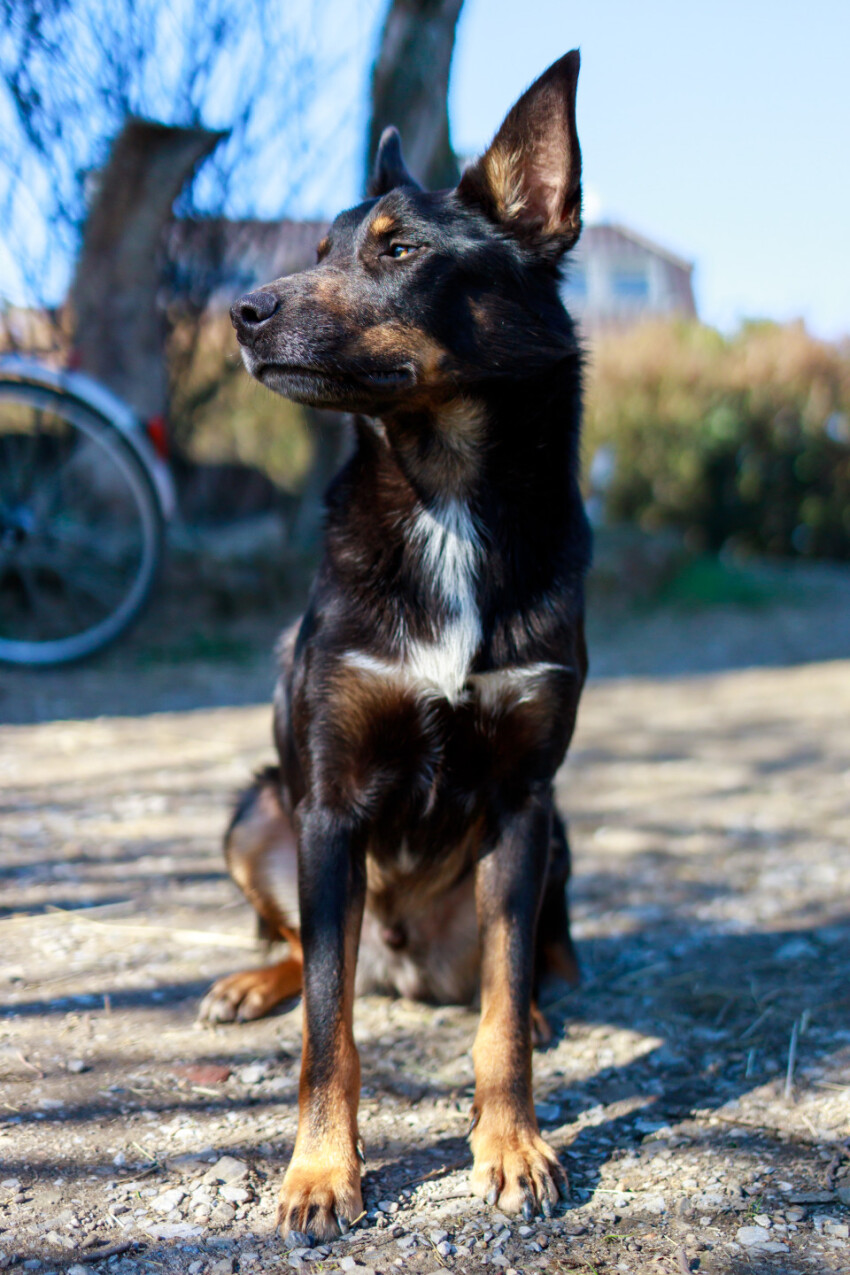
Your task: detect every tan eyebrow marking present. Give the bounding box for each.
[370,213,397,237]
[316,236,330,258]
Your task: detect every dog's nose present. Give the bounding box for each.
[230,290,280,340]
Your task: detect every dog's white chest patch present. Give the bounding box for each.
[342,499,482,703]
[406,499,481,702]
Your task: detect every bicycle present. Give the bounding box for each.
[0,353,175,666]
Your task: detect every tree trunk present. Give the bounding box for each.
[69,118,224,419]
[367,0,464,191]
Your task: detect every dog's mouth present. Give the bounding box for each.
[253,359,415,407]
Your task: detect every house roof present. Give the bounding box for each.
[579,222,694,274]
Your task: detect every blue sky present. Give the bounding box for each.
[448,0,850,337]
[2,0,848,338]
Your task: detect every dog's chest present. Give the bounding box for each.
[404,498,481,702]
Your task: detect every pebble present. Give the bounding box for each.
[284,1231,313,1250]
[534,1102,561,1123]
[736,1225,771,1247]
[378,1200,400,1213]
[219,1186,251,1204]
[209,1261,235,1275]
[66,1060,88,1074]
[237,1062,269,1085]
[429,1229,448,1244]
[209,1202,236,1226]
[204,1156,249,1185]
[150,1187,187,1213]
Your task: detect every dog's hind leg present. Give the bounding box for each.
[199,767,303,1024]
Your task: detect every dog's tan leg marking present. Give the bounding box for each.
[277,1012,363,1242]
[469,802,568,1218]
[198,954,302,1024]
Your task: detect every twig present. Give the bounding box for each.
[64,1240,138,1264]
[15,1050,44,1078]
[740,1007,773,1040]
[43,910,259,949]
[783,1019,799,1101]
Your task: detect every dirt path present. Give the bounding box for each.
[2,660,850,1274]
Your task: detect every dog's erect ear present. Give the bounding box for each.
[457,50,582,254]
[369,126,422,198]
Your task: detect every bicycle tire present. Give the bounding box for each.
[0,379,165,666]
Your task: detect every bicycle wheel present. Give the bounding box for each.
[0,380,164,666]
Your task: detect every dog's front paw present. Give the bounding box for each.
[470,1114,567,1219]
[277,1155,363,1242]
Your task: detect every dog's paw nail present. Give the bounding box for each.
[336,1212,350,1234]
[485,1186,499,1206]
[356,1139,366,1165]
[522,1198,534,1221]
[541,1197,553,1217]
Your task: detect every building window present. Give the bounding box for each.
[612,269,649,302]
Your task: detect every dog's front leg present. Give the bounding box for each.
[278,805,365,1241]
[470,792,568,1218]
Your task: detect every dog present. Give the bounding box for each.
[200,50,591,1241]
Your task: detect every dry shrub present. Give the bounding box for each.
[584,319,850,558]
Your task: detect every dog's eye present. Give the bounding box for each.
[387,244,418,260]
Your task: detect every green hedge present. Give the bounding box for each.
[584,320,850,559]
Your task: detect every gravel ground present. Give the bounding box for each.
[2,569,850,1274]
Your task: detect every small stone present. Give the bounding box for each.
[204,1156,249,1185]
[534,1101,561,1123]
[436,1241,452,1258]
[284,1231,312,1250]
[174,1063,232,1086]
[66,1060,88,1074]
[378,1200,400,1214]
[518,1225,533,1237]
[67,1267,88,1275]
[338,1259,357,1271]
[237,1062,269,1085]
[143,1222,204,1239]
[1,1180,21,1190]
[209,1261,235,1275]
[219,1186,251,1204]
[150,1187,187,1213]
[429,1229,448,1244]
[822,1219,849,1238]
[837,1186,850,1206]
[752,1214,771,1227]
[736,1225,771,1247]
[188,1264,204,1274]
[209,1202,236,1226]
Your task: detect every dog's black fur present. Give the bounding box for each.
[201,51,591,1241]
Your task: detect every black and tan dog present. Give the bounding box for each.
[200,51,591,1241]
